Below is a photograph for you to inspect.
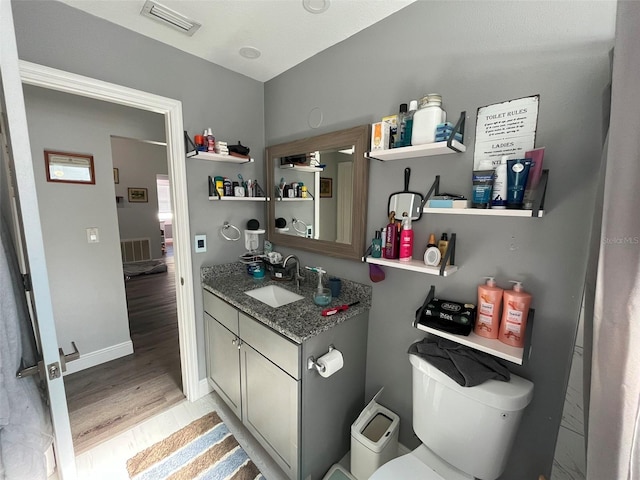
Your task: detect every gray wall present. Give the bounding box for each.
[112,137,168,259]
[12,0,266,380]
[22,85,164,360]
[264,1,615,479]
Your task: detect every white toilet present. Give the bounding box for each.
[369,354,534,480]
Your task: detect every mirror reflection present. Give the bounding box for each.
[273,145,354,243]
[387,167,424,222]
[266,125,369,261]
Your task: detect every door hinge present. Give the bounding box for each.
[22,273,32,292]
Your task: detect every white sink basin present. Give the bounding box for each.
[244,285,304,308]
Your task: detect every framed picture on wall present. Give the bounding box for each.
[128,187,148,203]
[320,177,332,198]
[113,168,119,184]
[45,150,95,185]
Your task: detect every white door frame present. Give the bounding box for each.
[18,61,200,401]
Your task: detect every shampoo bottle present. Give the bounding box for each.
[474,277,504,339]
[398,214,414,261]
[384,212,399,259]
[498,281,533,347]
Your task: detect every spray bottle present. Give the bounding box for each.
[398,213,414,261]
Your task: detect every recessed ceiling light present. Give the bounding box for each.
[303,0,330,14]
[239,46,261,60]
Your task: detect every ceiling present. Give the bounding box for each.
[57,0,416,82]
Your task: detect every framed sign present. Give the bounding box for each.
[320,177,332,198]
[113,168,119,184]
[473,95,539,169]
[128,187,148,203]
[45,150,95,184]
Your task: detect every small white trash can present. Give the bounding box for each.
[350,388,399,480]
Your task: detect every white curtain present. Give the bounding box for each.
[584,1,640,478]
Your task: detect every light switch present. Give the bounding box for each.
[86,227,99,243]
[194,234,207,253]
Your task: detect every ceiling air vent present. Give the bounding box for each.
[140,0,201,36]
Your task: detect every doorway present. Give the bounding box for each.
[16,59,199,475]
[56,135,184,453]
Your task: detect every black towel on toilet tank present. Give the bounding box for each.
[408,337,510,387]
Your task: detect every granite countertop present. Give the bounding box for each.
[201,262,371,344]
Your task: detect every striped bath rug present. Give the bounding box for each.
[126,411,265,480]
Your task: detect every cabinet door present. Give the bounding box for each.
[205,313,242,418]
[241,343,300,479]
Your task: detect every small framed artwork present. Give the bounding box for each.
[128,187,148,203]
[45,150,95,184]
[113,168,119,184]
[320,177,332,198]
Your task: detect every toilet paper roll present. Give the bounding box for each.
[317,349,344,378]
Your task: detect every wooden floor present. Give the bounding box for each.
[64,257,184,454]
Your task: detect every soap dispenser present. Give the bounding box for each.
[474,277,504,339]
[498,281,532,347]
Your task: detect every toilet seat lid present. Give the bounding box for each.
[369,453,445,480]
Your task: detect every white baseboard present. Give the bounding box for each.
[63,340,134,375]
[196,377,213,399]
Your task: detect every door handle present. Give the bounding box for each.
[17,341,80,379]
[58,341,80,373]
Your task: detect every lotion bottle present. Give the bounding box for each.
[437,233,449,265]
[498,281,533,347]
[399,214,413,261]
[474,277,504,339]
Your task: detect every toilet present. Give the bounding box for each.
[369,354,534,480]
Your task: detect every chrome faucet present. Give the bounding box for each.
[282,254,304,290]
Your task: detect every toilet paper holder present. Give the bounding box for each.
[307,344,335,373]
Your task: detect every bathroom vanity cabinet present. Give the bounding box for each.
[203,288,369,480]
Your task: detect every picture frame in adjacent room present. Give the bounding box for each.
[45,150,95,185]
[128,187,148,203]
[320,177,332,198]
[113,168,119,184]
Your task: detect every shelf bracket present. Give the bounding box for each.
[439,233,456,276]
[414,285,436,328]
[531,169,549,217]
[419,175,441,211]
[185,131,198,158]
[446,111,466,152]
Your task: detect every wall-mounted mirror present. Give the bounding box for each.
[266,125,369,261]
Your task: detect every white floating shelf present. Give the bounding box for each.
[366,140,466,161]
[365,256,457,277]
[279,164,324,172]
[423,207,544,218]
[188,150,254,164]
[415,324,524,365]
[209,196,268,202]
[276,197,313,202]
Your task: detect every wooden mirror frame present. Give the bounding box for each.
[266,125,370,261]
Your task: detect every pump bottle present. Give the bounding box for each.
[474,277,504,339]
[398,214,414,261]
[498,281,533,347]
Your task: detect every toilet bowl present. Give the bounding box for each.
[368,354,534,480]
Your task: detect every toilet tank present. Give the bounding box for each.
[409,354,534,480]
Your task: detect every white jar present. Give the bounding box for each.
[411,94,446,145]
